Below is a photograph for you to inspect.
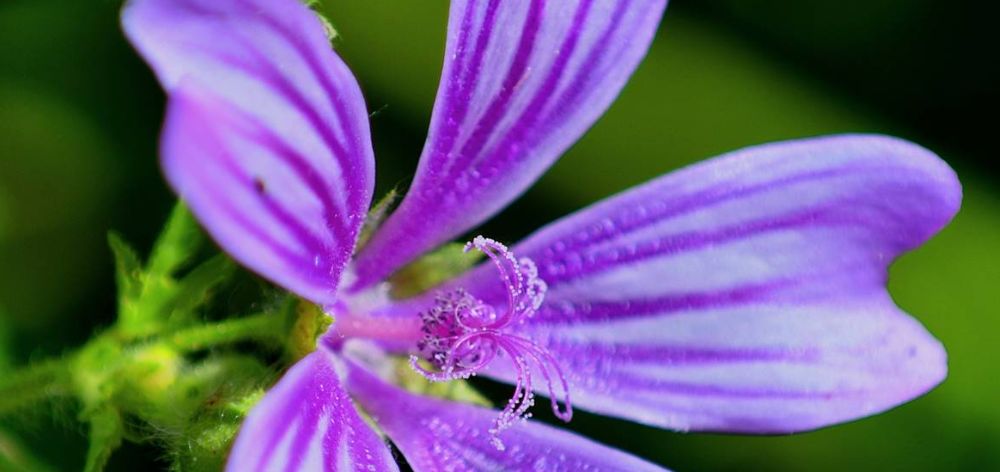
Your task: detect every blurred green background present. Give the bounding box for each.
[1,0,998,470]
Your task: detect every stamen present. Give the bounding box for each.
[408,236,572,450]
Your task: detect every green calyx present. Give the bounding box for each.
[285,299,334,362]
[0,198,495,470]
[0,203,322,471]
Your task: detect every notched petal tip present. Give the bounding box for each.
[839,133,963,240]
[428,134,959,435]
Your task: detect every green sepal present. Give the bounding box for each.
[109,204,235,337]
[164,356,272,472]
[147,203,203,279]
[82,405,123,472]
[117,344,183,415]
[0,358,69,417]
[389,242,483,299]
[108,232,143,325]
[285,299,333,362]
[8,201,324,468]
[72,336,124,410]
[166,255,236,323]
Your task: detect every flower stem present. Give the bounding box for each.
[0,358,71,416]
[162,312,285,353]
[0,311,288,418]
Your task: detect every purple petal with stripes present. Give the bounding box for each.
[226,350,398,472]
[352,0,668,290]
[344,361,667,472]
[394,135,961,433]
[123,0,374,305]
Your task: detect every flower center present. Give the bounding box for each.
[408,236,572,450]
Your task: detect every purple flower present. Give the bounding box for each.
[122,0,961,470]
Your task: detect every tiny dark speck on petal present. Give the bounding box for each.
[253,177,267,194]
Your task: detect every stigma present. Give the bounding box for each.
[409,236,572,450]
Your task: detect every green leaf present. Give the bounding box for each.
[112,204,235,335]
[107,232,143,323]
[82,405,123,472]
[0,358,70,417]
[388,242,483,298]
[147,203,202,279]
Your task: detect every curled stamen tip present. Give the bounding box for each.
[409,235,575,448]
[555,405,574,422]
[465,234,499,253]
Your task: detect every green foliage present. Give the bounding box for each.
[0,204,314,470]
[82,406,123,472]
[147,203,204,279]
[108,232,143,327]
[0,358,70,416]
[162,355,272,471]
[0,199,498,470]
[109,203,236,338]
[0,317,56,471]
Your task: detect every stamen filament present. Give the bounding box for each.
[409,236,573,450]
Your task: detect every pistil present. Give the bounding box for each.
[326,310,423,346]
[408,236,573,450]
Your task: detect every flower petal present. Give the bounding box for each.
[410,135,961,433]
[227,350,398,472]
[352,0,668,289]
[344,361,667,472]
[123,0,374,304]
